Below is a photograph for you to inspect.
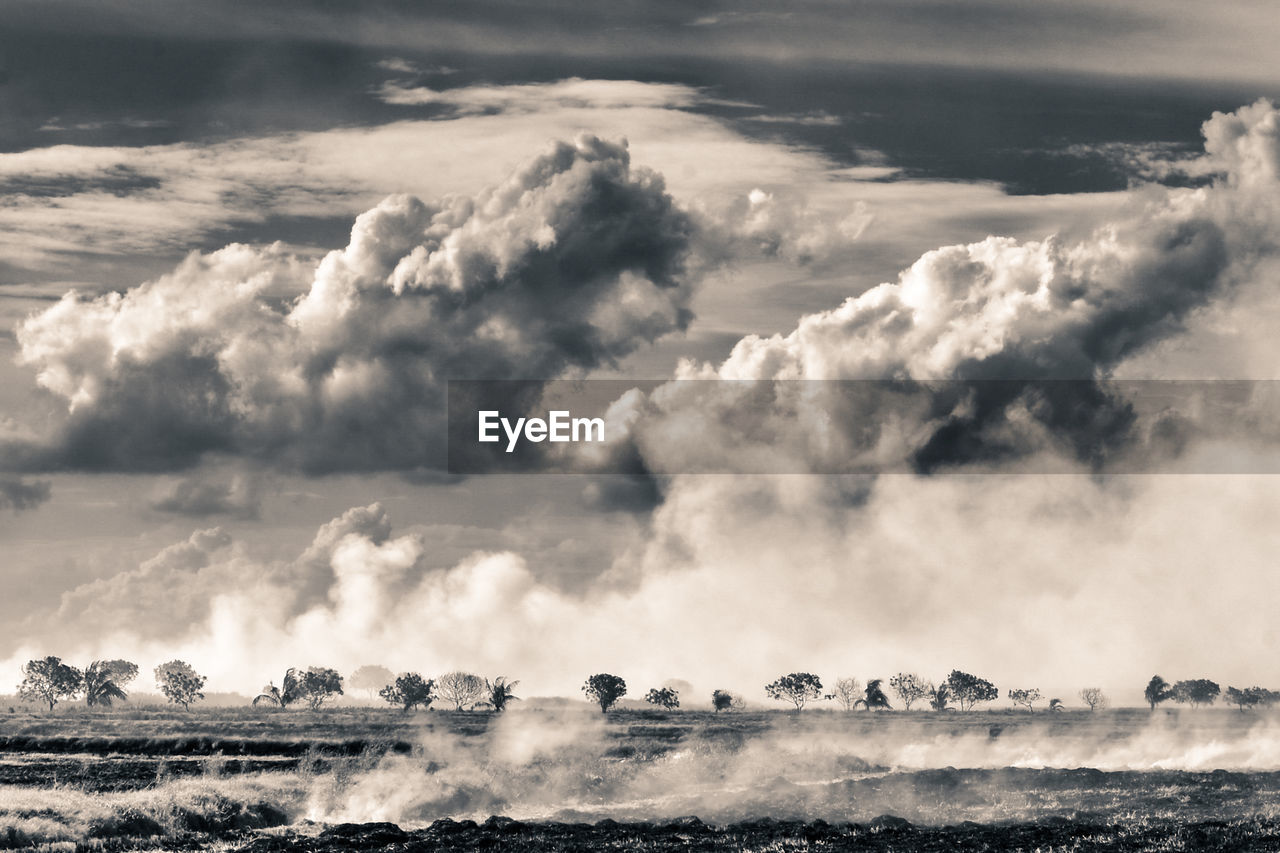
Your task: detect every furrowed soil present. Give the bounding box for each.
[3,706,1280,851]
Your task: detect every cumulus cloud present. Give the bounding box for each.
[8,103,1280,702]
[586,100,1280,477]
[1203,98,1280,189]
[701,187,873,266]
[8,135,695,474]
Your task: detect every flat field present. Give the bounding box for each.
[3,706,1280,851]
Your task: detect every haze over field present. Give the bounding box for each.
[3,1,1280,701]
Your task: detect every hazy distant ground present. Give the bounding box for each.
[4,706,1280,850]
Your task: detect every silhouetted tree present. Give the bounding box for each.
[860,678,892,710]
[486,677,520,712]
[644,686,680,709]
[297,667,344,710]
[437,671,486,710]
[583,673,627,713]
[1048,698,1065,713]
[154,660,206,710]
[253,668,302,708]
[1171,679,1220,708]
[1144,675,1173,710]
[1079,687,1108,711]
[349,665,395,700]
[889,673,929,710]
[928,682,951,711]
[102,660,138,688]
[711,689,735,712]
[1008,688,1041,711]
[1224,686,1280,711]
[83,660,132,707]
[944,670,998,711]
[18,656,82,711]
[765,672,823,711]
[380,673,434,711]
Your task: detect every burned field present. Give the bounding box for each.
[4,707,1280,851]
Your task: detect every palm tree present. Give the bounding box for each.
[83,661,129,707]
[1048,698,1065,713]
[928,683,951,711]
[863,679,892,710]
[486,677,520,712]
[253,668,302,708]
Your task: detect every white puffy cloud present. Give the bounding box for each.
[586,100,1280,478]
[1203,98,1280,189]
[701,187,873,266]
[9,135,696,473]
[8,102,1280,706]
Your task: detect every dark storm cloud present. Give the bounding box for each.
[0,0,1153,63]
[7,135,696,475]
[8,0,1277,93]
[2,1,1269,199]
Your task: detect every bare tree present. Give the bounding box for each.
[437,671,487,710]
[830,677,862,711]
[889,673,930,710]
[1079,687,1108,711]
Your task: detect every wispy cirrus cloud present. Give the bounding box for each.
[375,77,740,113]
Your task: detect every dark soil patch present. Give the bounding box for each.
[225,816,1280,852]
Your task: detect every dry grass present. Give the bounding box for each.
[0,774,301,846]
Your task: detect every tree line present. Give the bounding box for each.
[15,656,1278,715]
[16,657,205,711]
[759,672,1280,713]
[1144,676,1280,711]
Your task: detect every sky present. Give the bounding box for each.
[2,1,1280,705]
